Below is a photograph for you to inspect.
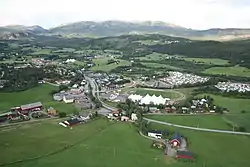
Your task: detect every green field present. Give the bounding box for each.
[31,49,52,55]
[183,58,229,65]
[0,84,77,114]
[136,53,167,61]
[128,88,182,99]
[150,122,250,167]
[196,93,250,113]
[142,62,180,70]
[1,119,171,167]
[91,57,131,72]
[146,115,231,130]
[203,66,250,77]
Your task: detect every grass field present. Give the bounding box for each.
[142,62,180,70]
[1,119,171,167]
[136,53,166,61]
[128,88,182,99]
[0,84,77,114]
[146,115,231,130]
[91,57,131,72]
[183,58,229,65]
[203,66,250,77]
[150,122,250,167]
[196,93,250,113]
[30,49,52,55]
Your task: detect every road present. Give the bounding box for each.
[143,117,250,136]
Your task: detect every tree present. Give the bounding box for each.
[59,85,68,92]
[59,112,67,118]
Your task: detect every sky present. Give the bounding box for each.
[0,0,250,30]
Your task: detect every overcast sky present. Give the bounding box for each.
[0,0,250,30]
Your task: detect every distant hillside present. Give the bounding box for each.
[1,21,250,40]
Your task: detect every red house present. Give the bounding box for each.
[171,132,181,147]
[176,151,195,160]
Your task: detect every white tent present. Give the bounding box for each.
[128,94,143,102]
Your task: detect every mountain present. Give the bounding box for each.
[1,21,250,40]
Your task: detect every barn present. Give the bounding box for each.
[20,102,43,111]
[171,132,181,147]
[59,118,82,127]
[176,151,195,160]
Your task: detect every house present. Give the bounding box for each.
[112,110,120,117]
[171,132,181,147]
[176,151,194,160]
[148,130,163,139]
[63,96,74,104]
[20,102,43,112]
[121,116,129,121]
[47,107,57,115]
[131,113,138,121]
[59,118,81,127]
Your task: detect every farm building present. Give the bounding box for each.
[47,107,57,115]
[59,118,82,127]
[148,130,163,139]
[171,132,181,147]
[176,151,195,160]
[121,116,129,121]
[63,96,74,103]
[18,102,43,112]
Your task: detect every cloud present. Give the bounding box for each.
[0,0,250,29]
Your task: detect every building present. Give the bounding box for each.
[176,151,194,160]
[59,118,82,127]
[148,130,163,139]
[20,102,43,112]
[47,107,57,115]
[63,96,74,103]
[53,93,63,101]
[131,113,138,121]
[121,116,129,121]
[171,132,181,147]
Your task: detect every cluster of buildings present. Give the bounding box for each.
[160,72,209,86]
[128,94,170,105]
[215,82,250,93]
[107,111,138,122]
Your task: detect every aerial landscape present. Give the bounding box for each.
[1,0,250,167]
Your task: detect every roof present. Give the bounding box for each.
[148,130,169,135]
[172,132,181,142]
[20,102,42,110]
[177,151,194,157]
[67,118,81,125]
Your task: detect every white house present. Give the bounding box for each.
[121,116,129,121]
[63,96,74,103]
[131,113,138,121]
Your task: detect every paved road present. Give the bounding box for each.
[143,117,250,136]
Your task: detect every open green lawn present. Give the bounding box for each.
[196,93,250,113]
[136,52,167,61]
[142,62,180,70]
[146,115,231,130]
[0,84,77,114]
[203,66,250,77]
[183,58,229,65]
[91,57,131,72]
[128,88,182,99]
[1,119,172,167]
[31,49,52,55]
[150,122,250,167]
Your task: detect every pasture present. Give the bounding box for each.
[183,58,229,65]
[0,84,77,114]
[146,115,231,130]
[136,52,167,61]
[150,122,250,167]
[203,66,250,77]
[142,62,180,70]
[1,119,171,167]
[91,57,131,72]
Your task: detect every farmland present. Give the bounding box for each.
[150,122,250,167]
[146,115,231,130]
[136,52,169,61]
[91,57,131,72]
[183,58,229,65]
[142,62,180,70]
[1,119,170,167]
[203,66,250,77]
[0,84,77,114]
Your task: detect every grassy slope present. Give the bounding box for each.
[150,122,250,167]
[203,66,250,77]
[183,58,229,65]
[0,84,77,113]
[142,62,180,70]
[91,57,131,72]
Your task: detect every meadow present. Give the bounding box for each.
[136,52,167,61]
[91,57,131,72]
[203,66,250,77]
[142,62,180,70]
[183,58,229,65]
[0,84,77,114]
[146,115,232,130]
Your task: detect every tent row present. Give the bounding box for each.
[128,94,170,105]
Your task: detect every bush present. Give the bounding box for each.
[58,112,67,118]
